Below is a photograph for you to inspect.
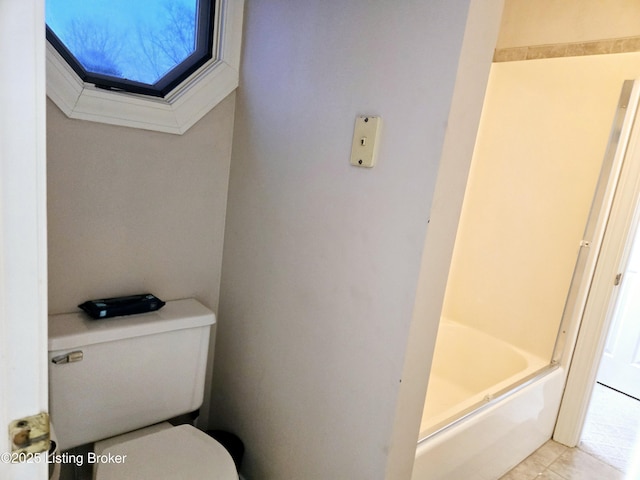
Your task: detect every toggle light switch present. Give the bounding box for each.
[350,115,381,168]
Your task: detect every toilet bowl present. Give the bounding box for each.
[48,299,238,479]
[93,423,236,479]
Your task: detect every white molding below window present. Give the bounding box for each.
[46,0,244,135]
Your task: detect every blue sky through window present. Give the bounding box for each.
[46,0,198,85]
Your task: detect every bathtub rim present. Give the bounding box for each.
[412,366,565,480]
[418,362,559,443]
[419,317,552,440]
[427,318,532,390]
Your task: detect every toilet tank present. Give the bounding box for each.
[48,299,215,451]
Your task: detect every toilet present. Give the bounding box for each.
[48,298,238,479]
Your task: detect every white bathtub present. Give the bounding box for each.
[412,319,565,480]
[420,318,548,437]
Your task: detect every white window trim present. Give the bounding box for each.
[46,0,244,135]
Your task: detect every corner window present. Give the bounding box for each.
[46,0,244,134]
[46,0,214,97]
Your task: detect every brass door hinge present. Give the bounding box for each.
[9,412,49,457]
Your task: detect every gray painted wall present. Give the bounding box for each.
[211,1,482,478]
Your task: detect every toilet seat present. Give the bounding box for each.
[94,424,238,479]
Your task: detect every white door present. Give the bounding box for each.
[598,224,640,400]
[0,1,49,479]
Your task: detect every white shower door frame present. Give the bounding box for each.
[554,78,640,446]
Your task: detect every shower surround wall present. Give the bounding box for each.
[416,51,640,479]
[419,53,618,441]
[440,58,614,360]
[414,0,640,475]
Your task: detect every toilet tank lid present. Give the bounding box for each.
[48,299,215,351]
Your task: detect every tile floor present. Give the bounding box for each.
[498,438,624,480]
[500,383,640,480]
